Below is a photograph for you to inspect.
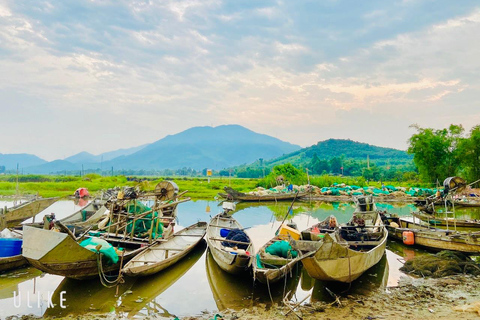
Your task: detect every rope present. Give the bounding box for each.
[96,252,125,288]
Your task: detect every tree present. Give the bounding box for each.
[308,153,330,174]
[408,124,464,183]
[458,125,480,183]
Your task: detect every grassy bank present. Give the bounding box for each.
[0,174,428,200]
[0,174,258,199]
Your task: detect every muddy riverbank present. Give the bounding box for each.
[23,274,478,320]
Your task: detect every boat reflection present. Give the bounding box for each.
[120,240,207,317]
[0,267,42,300]
[205,249,301,311]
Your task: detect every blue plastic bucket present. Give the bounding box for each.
[220,228,230,238]
[0,238,23,257]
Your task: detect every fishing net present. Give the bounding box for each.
[222,229,250,250]
[265,240,298,258]
[400,250,480,277]
[80,237,119,264]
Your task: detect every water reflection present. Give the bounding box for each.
[44,241,208,318]
[205,249,301,311]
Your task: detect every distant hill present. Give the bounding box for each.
[266,139,412,167]
[105,125,301,170]
[65,144,148,164]
[23,125,301,173]
[0,153,47,170]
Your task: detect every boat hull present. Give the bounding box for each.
[123,222,207,277]
[386,218,480,255]
[206,214,253,275]
[0,254,28,272]
[6,197,59,227]
[301,231,387,283]
[22,226,141,279]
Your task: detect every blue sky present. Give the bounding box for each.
[1,0,480,160]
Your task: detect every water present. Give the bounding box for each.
[0,199,477,319]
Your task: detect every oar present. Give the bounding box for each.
[275,190,299,235]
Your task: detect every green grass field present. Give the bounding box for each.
[0,174,258,200]
[0,173,428,200]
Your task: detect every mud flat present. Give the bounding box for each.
[17,274,477,320]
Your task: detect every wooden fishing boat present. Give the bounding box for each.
[253,228,302,284]
[22,225,146,280]
[23,181,189,280]
[206,205,254,274]
[218,187,308,202]
[2,197,59,228]
[0,254,28,272]
[293,196,388,283]
[122,221,207,277]
[383,215,480,255]
[411,211,480,229]
[454,198,480,207]
[22,199,108,230]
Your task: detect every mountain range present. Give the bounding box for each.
[0,125,412,174]
[5,125,301,174]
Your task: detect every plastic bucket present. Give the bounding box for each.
[220,228,230,238]
[0,238,23,257]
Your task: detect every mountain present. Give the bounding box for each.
[0,153,47,170]
[23,125,302,173]
[65,144,148,163]
[266,139,412,167]
[25,160,81,174]
[106,125,301,170]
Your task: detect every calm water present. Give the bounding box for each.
[1,199,479,319]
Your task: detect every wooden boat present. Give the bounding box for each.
[218,187,308,202]
[206,205,254,274]
[253,230,302,284]
[122,221,207,277]
[383,215,480,255]
[22,225,146,280]
[293,196,388,283]
[23,181,189,280]
[2,197,59,228]
[0,254,28,272]
[411,211,480,229]
[454,198,480,207]
[22,199,108,230]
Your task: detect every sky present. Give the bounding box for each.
[1,0,480,161]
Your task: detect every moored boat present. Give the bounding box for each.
[206,202,254,274]
[294,196,387,283]
[219,187,308,202]
[383,214,480,255]
[122,221,207,277]
[253,225,302,284]
[22,225,146,280]
[0,254,28,272]
[3,197,59,228]
[411,211,480,230]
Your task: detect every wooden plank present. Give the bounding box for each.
[209,237,251,245]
